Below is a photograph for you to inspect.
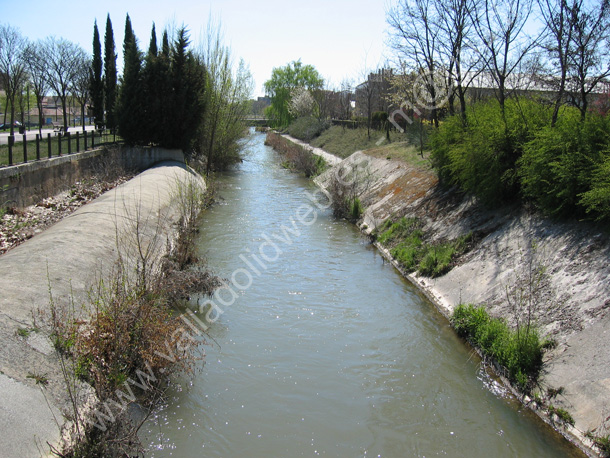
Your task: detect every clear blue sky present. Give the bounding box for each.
[3,0,391,97]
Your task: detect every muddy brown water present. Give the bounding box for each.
[142,131,582,457]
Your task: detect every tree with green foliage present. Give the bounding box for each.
[165,27,207,152]
[117,14,144,144]
[90,21,104,128]
[104,14,118,129]
[140,23,159,142]
[264,60,323,127]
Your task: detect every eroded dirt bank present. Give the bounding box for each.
[292,135,609,455]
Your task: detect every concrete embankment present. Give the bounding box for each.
[0,160,205,457]
[278,133,609,455]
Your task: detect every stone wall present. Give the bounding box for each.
[0,145,184,208]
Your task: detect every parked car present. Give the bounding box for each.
[0,120,23,131]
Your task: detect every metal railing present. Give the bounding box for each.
[1,130,121,167]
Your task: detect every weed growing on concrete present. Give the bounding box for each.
[451,304,551,393]
[44,171,221,457]
[584,418,610,457]
[326,159,373,223]
[588,433,610,457]
[377,216,471,277]
[547,405,575,427]
[26,372,49,386]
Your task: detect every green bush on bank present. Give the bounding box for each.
[287,116,331,142]
[430,98,610,222]
[519,108,610,219]
[451,304,548,392]
[431,98,551,205]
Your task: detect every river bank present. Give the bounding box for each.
[0,161,209,457]
[273,132,609,456]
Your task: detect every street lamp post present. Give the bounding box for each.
[27,85,30,132]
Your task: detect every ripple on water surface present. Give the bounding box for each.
[143,131,583,458]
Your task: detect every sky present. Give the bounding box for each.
[2,0,392,98]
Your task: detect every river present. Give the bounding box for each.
[142,130,581,457]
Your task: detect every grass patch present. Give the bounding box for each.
[376,217,470,277]
[310,123,432,167]
[16,327,38,338]
[364,141,431,169]
[26,372,49,386]
[310,125,406,159]
[451,304,550,393]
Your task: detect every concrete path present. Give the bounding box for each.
[281,134,343,166]
[0,161,203,457]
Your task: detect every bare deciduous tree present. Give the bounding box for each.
[24,40,50,134]
[72,54,92,132]
[0,25,28,136]
[538,0,577,126]
[471,0,536,120]
[388,0,444,127]
[338,78,353,121]
[44,37,88,131]
[566,0,610,121]
[434,0,482,123]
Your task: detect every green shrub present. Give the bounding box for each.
[579,153,610,222]
[431,98,551,204]
[519,108,610,218]
[452,304,491,338]
[451,304,546,393]
[287,116,330,142]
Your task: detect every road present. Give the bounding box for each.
[0,125,97,145]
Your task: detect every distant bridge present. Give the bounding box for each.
[243,116,270,127]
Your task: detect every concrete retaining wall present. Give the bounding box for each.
[0,145,184,208]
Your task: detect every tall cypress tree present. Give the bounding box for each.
[117,14,143,144]
[156,30,172,146]
[90,21,104,127]
[142,23,159,143]
[148,23,158,57]
[104,14,118,129]
[167,28,206,151]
